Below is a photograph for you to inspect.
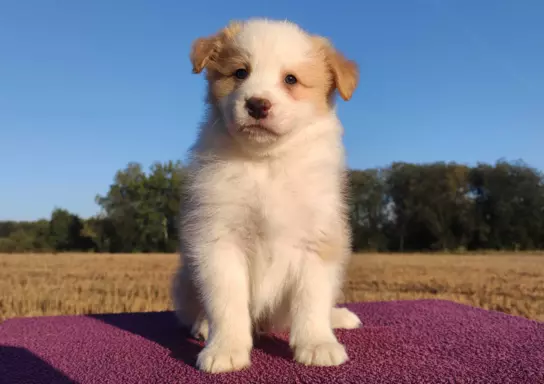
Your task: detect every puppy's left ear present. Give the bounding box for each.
[190,21,242,74]
[314,37,359,101]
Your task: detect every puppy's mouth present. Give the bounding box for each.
[238,124,279,137]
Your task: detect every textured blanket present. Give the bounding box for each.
[1,299,543,383]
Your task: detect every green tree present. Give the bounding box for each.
[2,158,543,254]
[348,169,389,251]
[415,163,474,251]
[470,160,544,250]
[48,208,91,251]
[385,162,430,251]
[95,160,186,253]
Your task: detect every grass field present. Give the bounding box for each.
[1,252,543,322]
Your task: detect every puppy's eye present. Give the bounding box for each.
[234,68,249,80]
[284,74,297,85]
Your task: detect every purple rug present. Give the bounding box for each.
[0,300,542,384]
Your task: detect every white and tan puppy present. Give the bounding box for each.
[172,18,361,374]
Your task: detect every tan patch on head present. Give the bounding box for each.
[189,21,249,102]
[281,48,334,115]
[281,36,359,114]
[206,44,249,102]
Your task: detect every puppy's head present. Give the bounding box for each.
[191,19,359,147]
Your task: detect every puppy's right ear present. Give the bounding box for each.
[190,21,242,74]
[190,36,218,74]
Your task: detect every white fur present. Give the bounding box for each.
[172,19,361,374]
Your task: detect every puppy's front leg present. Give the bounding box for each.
[195,241,252,373]
[290,255,348,367]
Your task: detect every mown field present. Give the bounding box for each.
[1,252,543,322]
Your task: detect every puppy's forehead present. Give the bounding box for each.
[234,20,314,66]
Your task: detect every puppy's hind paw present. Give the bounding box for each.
[331,307,362,330]
[191,317,209,341]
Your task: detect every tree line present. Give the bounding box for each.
[1,159,544,253]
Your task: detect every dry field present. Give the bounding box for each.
[1,252,543,322]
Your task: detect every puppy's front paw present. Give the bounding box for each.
[331,307,362,330]
[196,344,251,373]
[294,341,348,367]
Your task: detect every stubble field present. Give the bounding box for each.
[1,252,543,322]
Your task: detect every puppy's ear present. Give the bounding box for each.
[190,21,242,74]
[313,36,359,101]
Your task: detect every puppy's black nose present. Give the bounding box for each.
[245,97,271,119]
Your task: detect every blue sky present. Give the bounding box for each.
[1,0,543,221]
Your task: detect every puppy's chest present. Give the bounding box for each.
[252,172,308,232]
[226,164,327,238]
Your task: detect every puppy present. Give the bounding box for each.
[172,18,361,374]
